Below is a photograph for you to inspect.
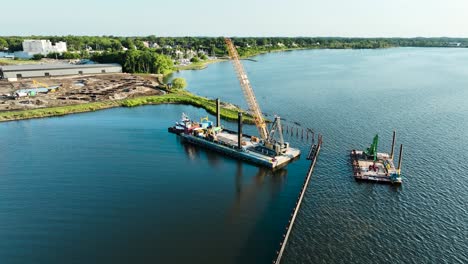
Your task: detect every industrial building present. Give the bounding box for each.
[0,64,122,81]
[22,40,67,55]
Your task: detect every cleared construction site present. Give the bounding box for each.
[0,73,164,112]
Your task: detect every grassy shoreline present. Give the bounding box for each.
[0,91,254,123]
[174,48,307,72]
[175,59,227,71]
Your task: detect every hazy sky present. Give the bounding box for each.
[1,0,467,37]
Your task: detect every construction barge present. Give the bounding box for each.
[168,106,300,169]
[169,38,301,169]
[350,131,403,184]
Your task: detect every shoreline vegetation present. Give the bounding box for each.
[2,36,467,122]
[0,90,255,124]
[175,58,227,71]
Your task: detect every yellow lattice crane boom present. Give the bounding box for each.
[225,38,269,140]
[32,80,49,88]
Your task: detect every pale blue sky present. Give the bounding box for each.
[1,0,467,37]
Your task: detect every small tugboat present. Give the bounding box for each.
[350,131,403,184]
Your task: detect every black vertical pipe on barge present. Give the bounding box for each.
[398,144,403,172]
[216,98,221,127]
[238,112,243,149]
[390,130,396,160]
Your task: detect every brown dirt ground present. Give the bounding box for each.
[0,73,165,111]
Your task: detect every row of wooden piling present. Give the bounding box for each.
[282,124,315,142]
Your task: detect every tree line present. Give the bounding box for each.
[2,36,467,54]
[1,36,467,75]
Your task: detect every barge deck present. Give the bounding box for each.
[350,131,403,184]
[168,110,300,169]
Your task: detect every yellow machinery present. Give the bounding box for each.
[32,79,58,93]
[225,38,288,154]
[225,38,269,140]
[32,80,49,89]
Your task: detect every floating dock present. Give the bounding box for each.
[168,99,300,169]
[350,131,403,184]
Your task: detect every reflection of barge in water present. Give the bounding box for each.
[168,110,300,169]
[351,131,403,184]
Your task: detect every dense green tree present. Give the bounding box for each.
[152,53,174,74]
[0,38,8,50]
[122,38,136,50]
[110,40,123,51]
[93,50,173,75]
[135,40,147,50]
[6,38,23,52]
[172,77,187,90]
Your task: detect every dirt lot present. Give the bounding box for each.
[0,73,165,111]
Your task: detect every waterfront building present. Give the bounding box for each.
[22,40,68,55]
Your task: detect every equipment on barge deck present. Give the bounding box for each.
[225,38,289,155]
[364,134,379,161]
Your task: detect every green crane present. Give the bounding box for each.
[365,134,379,161]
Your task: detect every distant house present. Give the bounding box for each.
[448,42,461,47]
[185,49,197,59]
[174,50,184,59]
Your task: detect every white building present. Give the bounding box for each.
[22,40,68,55]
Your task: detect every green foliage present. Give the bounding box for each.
[0,92,254,124]
[135,40,147,50]
[0,101,119,121]
[5,38,23,52]
[172,78,187,90]
[120,93,254,123]
[46,52,60,59]
[122,38,136,50]
[63,52,81,59]
[32,54,44,60]
[0,38,8,50]
[190,56,200,63]
[92,50,174,75]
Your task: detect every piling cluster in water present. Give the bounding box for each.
[282,124,315,143]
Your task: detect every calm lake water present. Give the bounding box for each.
[1,48,468,263]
